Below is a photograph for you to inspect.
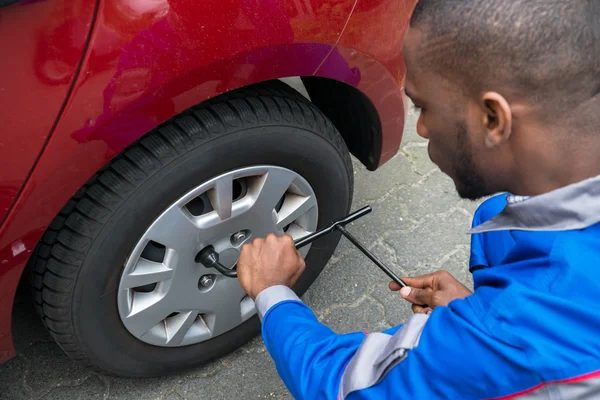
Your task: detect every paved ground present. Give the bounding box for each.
[0,108,483,400]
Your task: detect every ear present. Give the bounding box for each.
[481,92,512,149]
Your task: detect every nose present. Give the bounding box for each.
[416,114,429,139]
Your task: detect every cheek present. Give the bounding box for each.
[426,127,457,170]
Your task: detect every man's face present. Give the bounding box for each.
[402,28,500,200]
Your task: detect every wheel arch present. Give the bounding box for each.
[300,76,383,171]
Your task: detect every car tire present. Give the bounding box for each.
[29,81,354,377]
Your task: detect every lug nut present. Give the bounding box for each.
[233,231,246,241]
[199,275,214,288]
[231,230,250,246]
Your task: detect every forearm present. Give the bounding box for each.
[256,286,367,400]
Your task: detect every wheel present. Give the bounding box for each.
[30,81,354,377]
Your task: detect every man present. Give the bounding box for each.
[237,0,600,398]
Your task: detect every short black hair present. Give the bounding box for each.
[409,0,600,119]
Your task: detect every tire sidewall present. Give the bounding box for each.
[74,126,352,376]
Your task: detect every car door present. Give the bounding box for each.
[0,0,96,223]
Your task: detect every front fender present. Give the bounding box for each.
[0,0,356,362]
[0,0,415,364]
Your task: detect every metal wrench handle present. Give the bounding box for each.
[335,225,407,288]
[295,205,407,287]
[294,205,373,249]
[199,205,408,291]
[198,206,373,277]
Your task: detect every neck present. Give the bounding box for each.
[509,135,600,196]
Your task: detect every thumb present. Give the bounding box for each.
[400,286,432,306]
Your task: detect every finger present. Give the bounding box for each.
[289,260,306,288]
[238,245,252,267]
[293,251,306,276]
[400,286,433,306]
[389,281,402,291]
[401,273,436,289]
[282,233,295,248]
[295,250,306,266]
[412,304,433,314]
[247,237,263,250]
[265,233,278,244]
[292,264,305,285]
[239,242,253,257]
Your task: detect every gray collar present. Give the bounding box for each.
[468,175,600,234]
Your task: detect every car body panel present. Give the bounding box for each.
[0,0,96,224]
[0,0,413,362]
[316,0,416,164]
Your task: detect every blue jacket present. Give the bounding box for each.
[254,175,600,399]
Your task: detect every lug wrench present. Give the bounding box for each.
[198,205,407,288]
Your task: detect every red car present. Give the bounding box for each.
[0,0,414,376]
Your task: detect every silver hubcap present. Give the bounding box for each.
[118,166,318,347]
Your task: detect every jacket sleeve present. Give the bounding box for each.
[257,286,532,400]
[256,285,370,399]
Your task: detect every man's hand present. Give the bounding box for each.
[389,270,473,314]
[237,233,306,300]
